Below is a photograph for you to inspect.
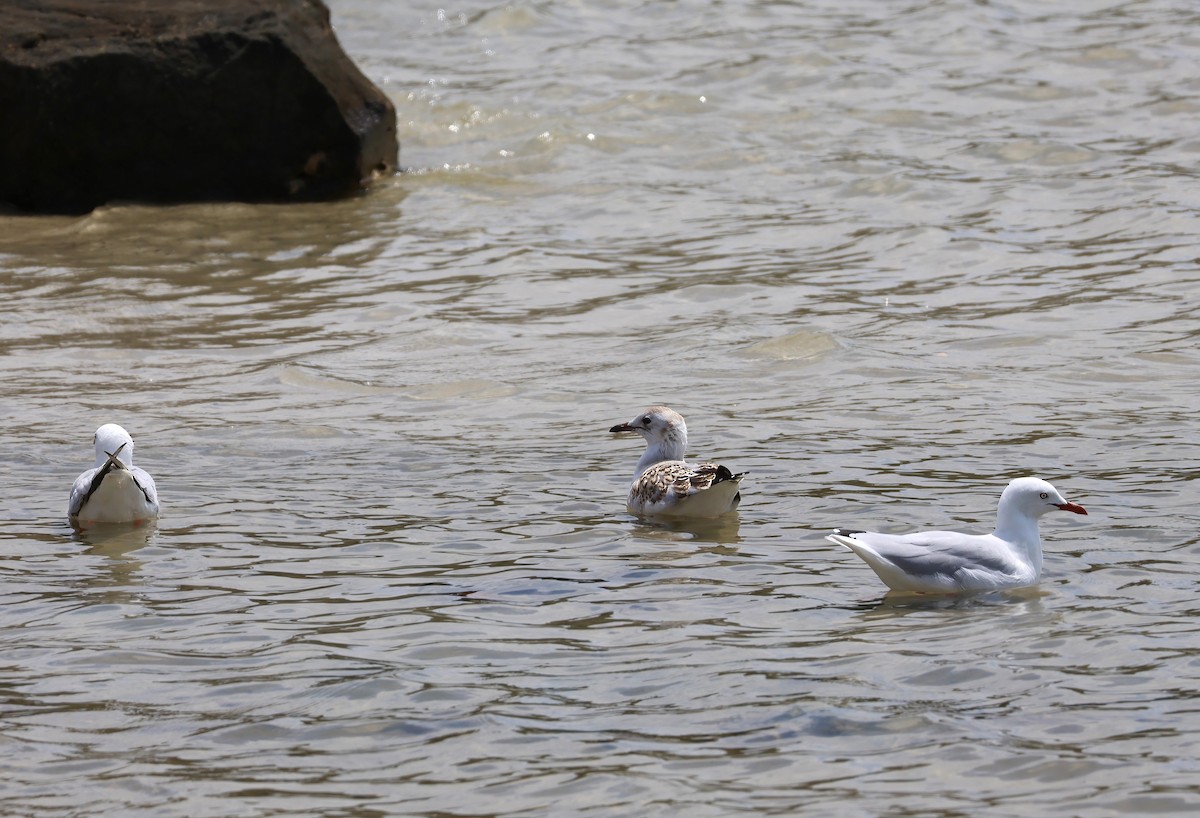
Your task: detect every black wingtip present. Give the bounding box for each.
[831,528,865,537]
[713,466,748,483]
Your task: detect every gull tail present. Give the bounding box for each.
[714,466,748,484]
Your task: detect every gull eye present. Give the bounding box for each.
[1039,492,1048,499]
[643,415,653,426]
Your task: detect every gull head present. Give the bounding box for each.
[93,424,136,468]
[1001,477,1088,518]
[610,406,688,464]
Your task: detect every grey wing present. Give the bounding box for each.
[132,467,159,507]
[851,531,1015,577]
[67,468,97,517]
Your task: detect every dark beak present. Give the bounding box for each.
[103,442,130,470]
[1056,502,1087,515]
[610,422,635,433]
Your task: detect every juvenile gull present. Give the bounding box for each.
[68,423,160,527]
[609,406,746,518]
[826,477,1087,594]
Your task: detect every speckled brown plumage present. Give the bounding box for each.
[631,461,737,507]
[610,406,746,518]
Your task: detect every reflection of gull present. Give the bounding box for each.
[609,406,746,518]
[68,424,160,527]
[77,522,157,562]
[827,477,1087,594]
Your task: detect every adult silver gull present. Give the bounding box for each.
[68,423,160,527]
[826,477,1087,593]
[609,406,746,518]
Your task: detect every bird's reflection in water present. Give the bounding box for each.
[630,512,743,548]
[73,520,158,560]
[845,584,1050,618]
[64,521,159,596]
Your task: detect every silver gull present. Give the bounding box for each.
[68,423,160,527]
[826,477,1087,594]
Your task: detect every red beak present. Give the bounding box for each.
[1057,502,1087,515]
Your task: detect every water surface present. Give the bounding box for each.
[2,1,1199,815]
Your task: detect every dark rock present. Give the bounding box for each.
[0,0,398,214]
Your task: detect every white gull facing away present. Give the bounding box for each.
[68,423,160,527]
[609,406,746,518]
[826,477,1087,594]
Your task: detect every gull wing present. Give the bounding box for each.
[67,467,100,518]
[827,529,1022,592]
[630,461,745,517]
[131,466,159,507]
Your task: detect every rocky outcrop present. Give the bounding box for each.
[0,0,398,214]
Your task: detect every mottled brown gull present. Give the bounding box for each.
[609,406,746,518]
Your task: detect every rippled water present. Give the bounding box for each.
[3,0,1199,815]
